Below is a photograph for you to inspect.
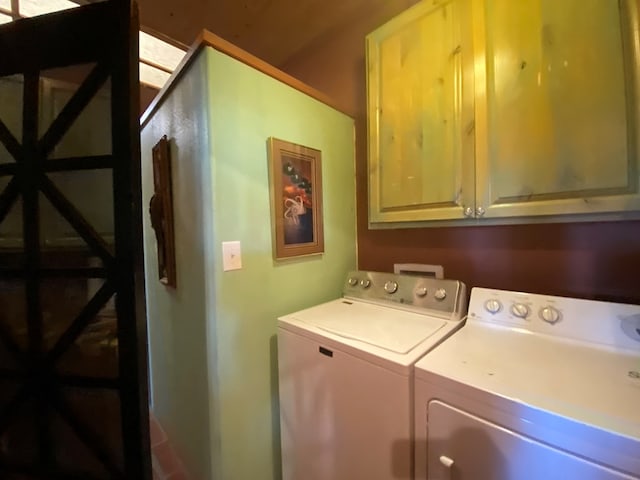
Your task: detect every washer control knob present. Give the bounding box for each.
[416,286,428,297]
[510,303,530,319]
[360,279,371,289]
[384,281,398,294]
[348,277,358,286]
[540,306,561,324]
[434,288,447,301]
[484,299,502,314]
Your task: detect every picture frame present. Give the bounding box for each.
[268,137,324,259]
[149,135,177,287]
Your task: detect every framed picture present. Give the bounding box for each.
[149,135,177,287]
[268,137,324,259]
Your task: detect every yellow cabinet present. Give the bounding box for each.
[367,0,475,223]
[367,0,640,226]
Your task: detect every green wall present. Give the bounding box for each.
[141,45,356,480]
[206,47,356,480]
[141,52,214,480]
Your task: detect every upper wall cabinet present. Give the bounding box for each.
[367,0,640,227]
[367,0,475,223]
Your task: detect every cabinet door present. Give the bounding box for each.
[475,0,640,219]
[367,0,475,224]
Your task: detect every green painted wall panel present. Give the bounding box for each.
[140,52,215,480]
[205,47,356,480]
[142,46,355,480]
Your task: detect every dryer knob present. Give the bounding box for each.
[484,299,502,314]
[348,277,358,286]
[540,306,561,324]
[360,279,371,289]
[384,281,398,294]
[416,286,428,297]
[510,303,530,319]
[434,288,447,301]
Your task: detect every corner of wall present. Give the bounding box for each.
[141,48,216,480]
[200,45,225,480]
[203,47,357,480]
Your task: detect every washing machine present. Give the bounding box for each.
[277,270,467,480]
[414,287,640,480]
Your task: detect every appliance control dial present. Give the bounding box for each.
[484,299,502,314]
[510,303,530,319]
[384,281,398,294]
[434,288,447,301]
[360,279,371,289]
[416,286,428,297]
[540,306,561,324]
[348,277,358,286]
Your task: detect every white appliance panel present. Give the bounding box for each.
[415,287,640,480]
[415,323,640,441]
[293,299,447,353]
[467,287,640,351]
[278,328,411,480]
[427,400,636,480]
[279,299,465,374]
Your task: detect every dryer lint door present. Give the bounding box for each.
[426,400,636,480]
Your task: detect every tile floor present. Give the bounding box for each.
[150,413,190,480]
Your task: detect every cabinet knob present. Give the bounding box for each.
[463,206,474,217]
[476,206,486,217]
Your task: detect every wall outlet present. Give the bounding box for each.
[222,241,242,271]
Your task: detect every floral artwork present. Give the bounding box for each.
[282,155,314,244]
[268,138,324,259]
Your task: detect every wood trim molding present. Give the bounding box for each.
[140,29,353,128]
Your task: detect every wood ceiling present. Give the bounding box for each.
[136,0,419,67]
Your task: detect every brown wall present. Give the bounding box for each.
[140,84,159,116]
[282,5,640,304]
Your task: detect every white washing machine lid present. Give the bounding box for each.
[288,299,447,354]
[415,323,640,442]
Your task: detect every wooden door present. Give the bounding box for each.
[475,0,640,220]
[367,0,475,224]
[0,2,151,478]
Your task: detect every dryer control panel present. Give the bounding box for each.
[343,271,467,321]
[468,287,640,350]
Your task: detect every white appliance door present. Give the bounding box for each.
[278,328,411,480]
[426,400,638,480]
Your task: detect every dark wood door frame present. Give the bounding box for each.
[0,1,151,478]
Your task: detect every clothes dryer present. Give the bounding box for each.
[414,288,640,480]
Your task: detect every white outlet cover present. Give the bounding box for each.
[222,241,242,271]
